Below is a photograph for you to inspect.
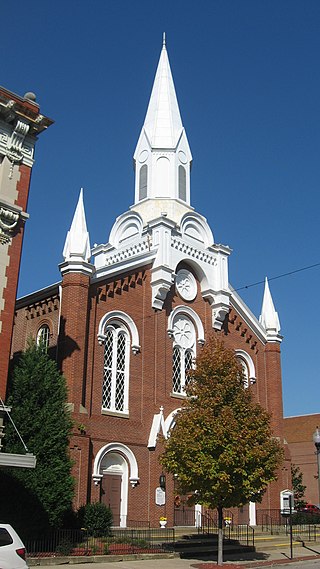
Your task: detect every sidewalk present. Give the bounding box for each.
[29,541,320,569]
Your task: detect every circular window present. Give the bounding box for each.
[175,269,197,301]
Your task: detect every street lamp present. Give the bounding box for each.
[312,426,320,505]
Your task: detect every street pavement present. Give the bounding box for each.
[29,542,320,569]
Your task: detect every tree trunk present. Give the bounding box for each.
[217,503,223,565]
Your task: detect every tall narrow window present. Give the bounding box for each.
[235,350,256,388]
[102,324,130,413]
[171,315,196,395]
[238,358,249,389]
[139,165,148,200]
[36,324,50,350]
[178,166,186,201]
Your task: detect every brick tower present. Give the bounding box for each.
[0,87,53,399]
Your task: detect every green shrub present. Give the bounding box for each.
[103,543,110,555]
[78,502,113,537]
[292,512,320,525]
[55,538,73,556]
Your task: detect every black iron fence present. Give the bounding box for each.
[174,506,195,526]
[25,527,175,559]
[198,512,254,547]
[257,509,320,537]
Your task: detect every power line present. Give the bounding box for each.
[235,262,320,292]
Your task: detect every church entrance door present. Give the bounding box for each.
[101,474,121,526]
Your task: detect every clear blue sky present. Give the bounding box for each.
[2,0,320,419]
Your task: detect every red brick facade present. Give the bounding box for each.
[11,262,290,526]
[6,47,290,527]
[284,414,320,506]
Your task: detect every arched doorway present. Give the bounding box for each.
[92,443,139,528]
[100,452,128,527]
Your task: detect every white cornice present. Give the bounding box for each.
[59,260,95,277]
[229,285,267,344]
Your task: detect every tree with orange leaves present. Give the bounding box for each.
[160,337,283,565]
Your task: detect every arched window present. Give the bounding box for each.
[171,315,196,395]
[178,166,186,201]
[98,311,140,414]
[238,358,249,389]
[102,323,130,413]
[36,324,50,350]
[235,349,256,388]
[139,165,148,200]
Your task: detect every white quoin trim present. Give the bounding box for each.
[167,305,205,345]
[97,310,140,354]
[235,349,256,384]
[92,442,139,487]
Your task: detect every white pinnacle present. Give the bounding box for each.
[143,37,183,148]
[63,188,91,262]
[259,277,281,339]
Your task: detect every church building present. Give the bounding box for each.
[11,39,290,527]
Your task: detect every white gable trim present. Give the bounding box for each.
[230,287,267,344]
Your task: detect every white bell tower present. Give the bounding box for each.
[133,34,193,225]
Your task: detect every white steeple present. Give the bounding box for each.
[63,188,91,262]
[133,34,192,224]
[259,277,281,342]
[143,32,183,148]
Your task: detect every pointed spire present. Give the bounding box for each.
[63,189,91,262]
[143,35,183,148]
[259,277,281,341]
[133,37,192,214]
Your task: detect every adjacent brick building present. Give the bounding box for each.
[11,40,290,526]
[0,86,53,399]
[284,414,320,506]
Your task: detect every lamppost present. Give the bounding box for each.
[312,426,320,505]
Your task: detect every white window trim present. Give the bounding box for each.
[36,324,50,348]
[98,310,140,354]
[235,349,256,385]
[167,305,205,345]
[93,443,139,487]
[102,325,130,413]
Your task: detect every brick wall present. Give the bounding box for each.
[12,261,287,523]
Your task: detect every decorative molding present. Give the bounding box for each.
[97,272,144,301]
[4,120,30,177]
[97,310,140,354]
[103,238,151,267]
[92,442,139,487]
[0,205,19,244]
[171,236,217,265]
[168,305,205,345]
[25,294,59,320]
[229,288,267,345]
[175,269,197,301]
[212,304,230,331]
